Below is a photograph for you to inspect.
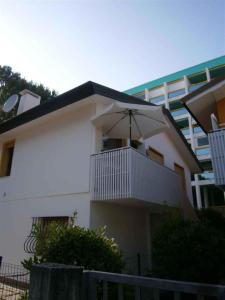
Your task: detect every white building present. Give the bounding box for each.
[0,82,200,270]
[183,75,225,191]
[125,56,225,209]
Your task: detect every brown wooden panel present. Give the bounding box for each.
[0,140,15,177]
[147,147,164,165]
[217,98,225,127]
[174,163,186,192]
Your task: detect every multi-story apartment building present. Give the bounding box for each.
[125,56,225,209]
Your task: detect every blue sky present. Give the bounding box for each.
[0,0,224,94]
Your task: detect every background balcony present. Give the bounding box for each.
[208,129,225,190]
[91,147,184,207]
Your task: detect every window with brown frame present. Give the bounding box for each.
[146,147,164,165]
[0,140,15,177]
[174,163,186,192]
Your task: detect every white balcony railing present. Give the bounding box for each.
[208,128,225,189]
[90,147,184,207]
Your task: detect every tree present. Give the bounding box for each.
[152,209,225,284]
[0,65,57,123]
[22,216,124,273]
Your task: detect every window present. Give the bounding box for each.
[169,101,183,111]
[201,160,213,171]
[177,118,189,129]
[193,126,203,134]
[171,108,188,117]
[174,163,186,192]
[0,140,15,177]
[168,89,185,99]
[131,140,142,150]
[210,65,225,79]
[188,82,205,93]
[150,95,165,104]
[188,72,207,84]
[198,171,214,181]
[196,147,210,157]
[41,216,69,229]
[146,147,164,165]
[134,93,145,100]
[102,138,126,151]
[181,128,190,136]
[24,216,69,253]
[197,136,209,147]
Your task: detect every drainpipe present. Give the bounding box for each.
[129,110,132,146]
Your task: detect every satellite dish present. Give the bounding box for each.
[2,94,19,113]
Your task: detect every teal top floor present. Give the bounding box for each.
[125,55,225,95]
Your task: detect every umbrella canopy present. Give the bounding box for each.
[91,102,168,140]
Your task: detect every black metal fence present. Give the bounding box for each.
[124,253,151,276]
[0,262,29,299]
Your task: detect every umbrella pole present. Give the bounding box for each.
[129,110,132,147]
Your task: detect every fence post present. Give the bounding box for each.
[137,253,141,276]
[29,263,83,300]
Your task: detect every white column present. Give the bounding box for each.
[183,75,189,95]
[189,115,202,209]
[205,68,211,82]
[145,88,150,102]
[194,178,202,209]
[188,115,195,150]
[163,82,169,109]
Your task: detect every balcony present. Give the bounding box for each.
[208,128,225,190]
[90,147,184,207]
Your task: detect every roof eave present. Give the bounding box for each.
[162,107,202,173]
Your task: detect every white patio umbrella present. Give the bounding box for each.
[91,102,168,144]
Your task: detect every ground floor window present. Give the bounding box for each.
[24,216,69,254]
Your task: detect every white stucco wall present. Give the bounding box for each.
[0,194,90,264]
[0,103,96,263]
[1,105,94,199]
[90,202,152,273]
[145,131,193,202]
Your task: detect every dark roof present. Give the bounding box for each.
[182,74,225,104]
[182,75,225,134]
[0,81,201,170]
[0,81,154,135]
[162,107,202,171]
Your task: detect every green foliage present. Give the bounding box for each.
[22,215,124,273]
[152,209,225,284]
[21,255,43,271]
[0,65,57,123]
[18,291,29,300]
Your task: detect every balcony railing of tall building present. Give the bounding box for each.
[208,128,225,190]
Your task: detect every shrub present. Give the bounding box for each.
[152,209,225,284]
[22,217,124,273]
